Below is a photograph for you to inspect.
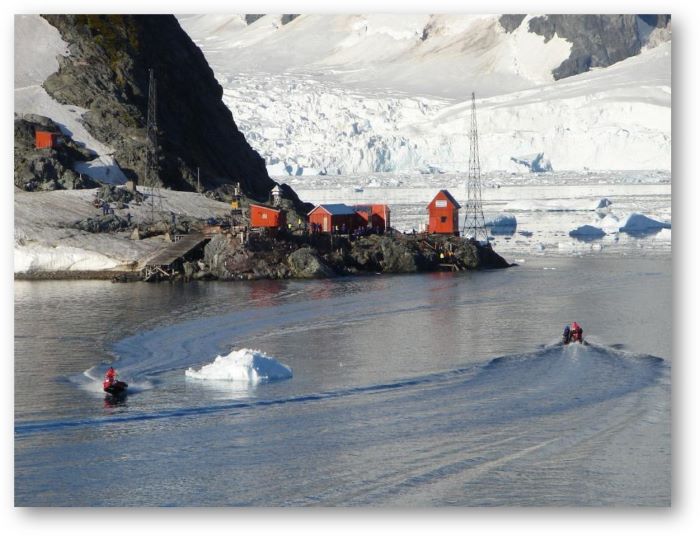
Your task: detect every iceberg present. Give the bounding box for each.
[485,214,517,235]
[569,224,606,240]
[619,213,671,237]
[185,348,293,384]
[595,197,613,210]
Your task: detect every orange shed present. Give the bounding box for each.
[427,190,461,235]
[250,204,285,229]
[35,131,58,149]
[353,204,391,232]
[308,204,359,233]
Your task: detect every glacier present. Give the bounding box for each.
[178,14,671,176]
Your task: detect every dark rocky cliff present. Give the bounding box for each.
[40,15,276,201]
[499,14,671,80]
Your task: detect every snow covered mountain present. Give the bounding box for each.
[178,14,671,176]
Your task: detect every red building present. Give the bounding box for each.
[308,204,359,233]
[250,204,285,229]
[354,204,391,232]
[427,190,461,235]
[35,131,59,149]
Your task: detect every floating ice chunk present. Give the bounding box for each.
[185,348,292,384]
[485,213,517,235]
[619,212,671,235]
[569,224,606,239]
[595,197,613,209]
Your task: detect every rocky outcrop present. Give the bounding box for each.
[245,14,299,26]
[348,234,510,273]
[72,213,133,233]
[202,234,298,280]
[531,15,643,80]
[95,184,145,205]
[14,115,98,191]
[40,15,276,201]
[288,248,335,278]
[348,235,424,273]
[200,231,510,282]
[498,14,671,80]
[499,15,526,33]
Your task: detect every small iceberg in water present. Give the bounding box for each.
[485,214,517,235]
[595,197,613,210]
[619,213,671,237]
[569,224,606,241]
[185,348,292,384]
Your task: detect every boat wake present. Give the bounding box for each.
[18,342,666,437]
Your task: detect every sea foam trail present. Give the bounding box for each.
[18,342,665,436]
[185,348,293,384]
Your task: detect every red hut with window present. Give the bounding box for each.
[250,204,285,229]
[427,190,461,235]
[308,204,359,233]
[354,204,391,233]
[35,131,59,149]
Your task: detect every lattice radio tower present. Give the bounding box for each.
[462,92,488,242]
[145,68,162,221]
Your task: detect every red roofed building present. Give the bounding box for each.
[308,204,359,233]
[427,190,461,235]
[353,204,391,233]
[250,204,285,229]
[35,131,59,149]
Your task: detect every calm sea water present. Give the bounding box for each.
[14,255,671,506]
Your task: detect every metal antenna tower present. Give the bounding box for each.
[462,92,488,242]
[145,68,162,221]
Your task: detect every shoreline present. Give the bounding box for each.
[13,250,674,282]
[14,269,139,281]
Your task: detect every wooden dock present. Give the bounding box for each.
[439,263,461,272]
[142,232,209,280]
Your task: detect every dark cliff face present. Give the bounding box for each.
[41,15,275,200]
[498,14,670,80]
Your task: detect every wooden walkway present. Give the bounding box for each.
[142,233,209,280]
[439,263,461,272]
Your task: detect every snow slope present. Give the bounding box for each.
[14,187,231,274]
[179,14,671,175]
[14,15,126,183]
[179,14,572,98]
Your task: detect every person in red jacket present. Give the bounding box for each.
[103,367,117,390]
[570,322,583,343]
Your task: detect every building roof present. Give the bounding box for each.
[353,204,389,211]
[431,189,461,209]
[250,203,281,212]
[308,203,357,216]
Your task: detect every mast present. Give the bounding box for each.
[145,68,162,221]
[462,92,488,242]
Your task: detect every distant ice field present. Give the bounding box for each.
[284,170,671,258]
